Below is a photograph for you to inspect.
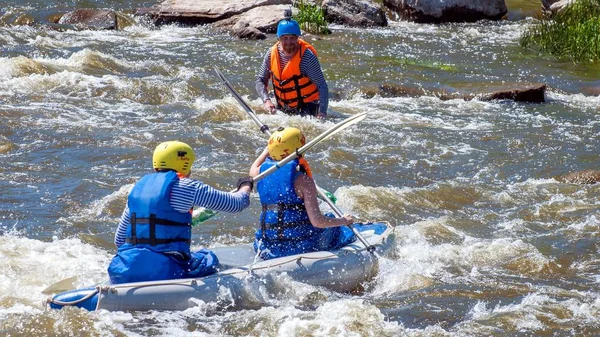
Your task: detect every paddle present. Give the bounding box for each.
[212,66,375,253]
[192,111,368,227]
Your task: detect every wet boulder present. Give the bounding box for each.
[440,83,546,102]
[479,83,546,103]
[542,0,563,11]
[0,11,36,26]
[58,9,117,30]
[377,84,427,98]
[323,0,388,27]
[382,0,507,23]
[13,14,35,26]
[555,170,600,184]
[138,0,388,35]
[0,135,13,154]
[212,4,288,37]
[350,82,546,103]
[544,0,574,15]
[231,20,267,40]
[137,0,290,26]
[582,86,600,97]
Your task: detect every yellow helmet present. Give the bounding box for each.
[152,141,195,175]
[268,127,306,160]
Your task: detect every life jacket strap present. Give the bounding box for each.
[275,88,318,104]
[272,74,317,109]
[261,220,311,229]
[260,202,309,240]
[261,203,304,211]
[260,234,313,242]
[132,214,189,227]
[276,74,303,88]
[130,212,137,245]
[129,212,190,246]
[125,238,191,245]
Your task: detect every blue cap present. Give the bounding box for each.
[276,19,301,37]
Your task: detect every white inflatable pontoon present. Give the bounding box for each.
[47,221,395,311]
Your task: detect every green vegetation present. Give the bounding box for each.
[294,0,329,35]
[520,0,600,63]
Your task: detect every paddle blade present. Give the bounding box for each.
[42,276,78,295]
[317,186,337,204]
[192,208,218,226]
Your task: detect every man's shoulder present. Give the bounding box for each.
[301,49,318,63]
[175,177,204,189]
[299,43,318,60]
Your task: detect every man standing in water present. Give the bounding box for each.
[255,12,329,119]
[107,141,253,284]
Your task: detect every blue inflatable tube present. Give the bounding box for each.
[49,286,99,311]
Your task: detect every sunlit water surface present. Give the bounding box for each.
[1,1,600,336]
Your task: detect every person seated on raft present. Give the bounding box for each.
[249,126,356,259]
[108,141,253,284]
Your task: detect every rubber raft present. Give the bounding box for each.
[47,221,395,312]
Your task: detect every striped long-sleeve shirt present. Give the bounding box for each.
[114,177,250,247]
[255,42,329,115]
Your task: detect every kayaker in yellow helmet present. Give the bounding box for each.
[107,141,253,284]
[249,127,355,259]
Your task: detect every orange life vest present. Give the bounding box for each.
[270,39,320,109]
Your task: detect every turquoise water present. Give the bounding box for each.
[1,1,600,336]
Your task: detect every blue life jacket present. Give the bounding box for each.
[108,170,220,284]
[119,170,192,254]
[255,157,324,258]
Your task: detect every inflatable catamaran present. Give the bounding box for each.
[47,89,390,312]
[47,221,395,311]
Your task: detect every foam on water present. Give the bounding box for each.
[564,214,600,233]
[549,91,600,112]
[0,233,110,307]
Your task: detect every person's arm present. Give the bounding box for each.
[250,147,270,177]
[173,178,250,213]
[114,206,129,247]
[300,49,328,119]
[294,174,353,228]
[255,50,276,114]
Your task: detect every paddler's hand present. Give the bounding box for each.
[341,214,355,226]
[317,112,326,120]
[263,99,276,114]
[236,176,254,192]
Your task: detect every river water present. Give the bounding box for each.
[1,0,600,336]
